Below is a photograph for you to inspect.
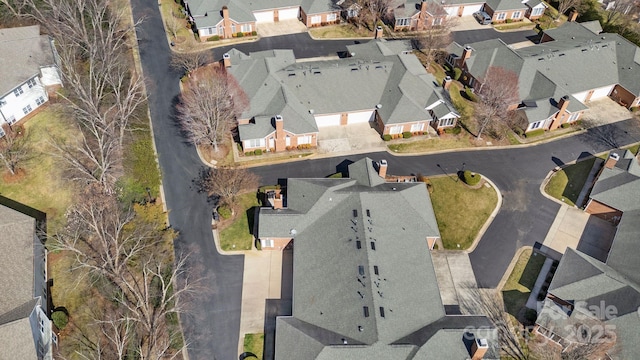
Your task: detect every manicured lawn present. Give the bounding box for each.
[544,157,596,206]
[501,249,546,318]
[308,24,372,38]
[0,106,74,233]
[429,176,498,249]
[243,333,264,359]
[388,137,475,153]
[219,192,260,251]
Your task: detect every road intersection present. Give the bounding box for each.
[129,1,640,358]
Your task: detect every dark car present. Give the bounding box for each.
[473,11,492,25]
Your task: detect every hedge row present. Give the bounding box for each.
[525,129,545,138]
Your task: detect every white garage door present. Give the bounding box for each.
[279,7,299,20]
[445,6,459,16]
[315,114,341,127]
[461,4,483,16]
[254,10,274,23]
[591,85,614,100]
[347,110,374,124]
[573,90,590,102]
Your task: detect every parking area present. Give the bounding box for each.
[451,15,490,31]
[432,251,483,314]
[582,97,635,124]
[256,19,308,37]
[541,207,617,262]
[317,122,386,154]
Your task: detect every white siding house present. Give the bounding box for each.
[0,25,62,136]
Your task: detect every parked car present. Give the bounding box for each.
[473,11,492,25]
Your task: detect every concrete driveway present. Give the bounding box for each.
[582,97,634,124]
[317,123,386,154]
[541,206,616,262]
[257,19,308,37]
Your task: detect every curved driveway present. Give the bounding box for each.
[130,0,640,358]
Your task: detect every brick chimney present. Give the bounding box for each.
[272,189,283,209]
[461,45,473,67]
[605,152,620,169]
[378,159,388,178]
[442,75,452,90]
[471,338,489,360]
[552,95,570,130]
[569,10,578,22]
[222,6,231,38]
[418,0,428,29]
[274,115,286,151]
[222,53,231,68]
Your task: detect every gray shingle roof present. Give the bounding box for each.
[0,205,37,315]
[0,25,56,97]
[231,40,456,140]
[0,316,38,359]
[485,0,528,11]
[262,158,495,358]
[589,150,640,212]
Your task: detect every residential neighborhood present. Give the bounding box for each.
[2,0,640,358]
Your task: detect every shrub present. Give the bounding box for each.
[244,151,253,156]
[561,123,570,129]
[218,205,232,219]
[453,67,462,81]
[525,129,545,138]
[52,311,68,330]
[524,309,538,324]
[506,19,513,24]
[465,86,478,102]
[444,126,461,135]
[254,149,263,155]
[236,32,244,37]
[251,30,257,36]
[514,128,524,137]
[207,35,220,41]
[296,144,312,150]
[383,134,392,141]
[402,131,412,139]
[462,170,481,186]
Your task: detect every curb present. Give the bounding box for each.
[465,175,502,253]
[496,246,533,291]
[211,225,250,256]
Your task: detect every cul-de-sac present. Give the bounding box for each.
[2,0,640,358]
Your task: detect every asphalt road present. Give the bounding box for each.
[129,3,640,357]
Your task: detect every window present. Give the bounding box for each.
[231,24,236,33]
[23,105,32,115]
[6,115,15,124]
[262,239,274,248]
[27,78,37,88]
[327,13,337,22]
[35,96,45,106]
[0,127,5,138]
[241,24,252,33]
[297,135,312,144]
[373,265,379,275]
[363,306,370,317]
[396,18,410,26]
[439,118,455,127]
[13,87,24,97]
[568,112,580,122]
[532,7,544,16]
[389,125,403,134]
[433,17,442,26]
[218,26,224,35]
[245,138,265,148]
[358,265,365,276]
[370,242,376,250]
[512,11,522,19]
[410,123,424,132]
[311,15,321,24]
[497,12,506,20]
[530,121,543,130]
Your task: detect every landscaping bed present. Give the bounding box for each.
[544,157,597,206]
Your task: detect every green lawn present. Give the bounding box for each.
[243,333,264,359]
[544,157,596,206]
[388,137,475,153]
[429,176,498,249]
[219,192,260,251]
[501,249,546,318]
[308,24,372,38]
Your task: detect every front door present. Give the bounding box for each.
[285,136,291,146]
[274,9,279,22]
[268,138,275,149]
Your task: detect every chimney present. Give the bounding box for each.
[272,189,283,209]
[461,45,473,66]
[421,0,428,12]
[443,75,452,90]
[375,26,383,39]
[605,152,620,169]
[569,10,578,22]
[378,159,388,178]
[275,115,284,137]
[222,53,231,68]
[552,95,570,130]
[222,6,231,38]
[471,338,489,360]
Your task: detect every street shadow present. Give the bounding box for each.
[336,159,354,178]
[551,156,564,167]
[262,248,293,360]
[576,151,594,162]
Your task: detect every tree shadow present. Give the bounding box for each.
[247,206,257,236]
[239,352,258,360]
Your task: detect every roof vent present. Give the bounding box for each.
[358,326,364,332]
[376,103,382,109]
[309,109,314,114]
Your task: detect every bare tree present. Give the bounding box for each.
[176,66,248,152]
[0,125,30,176]
[165,14,182,40]
[170,49,213,77]
[200,166,259,210]
[475,66,520,139]
[351,0,391,30]
[556,0,583,19]
[603,0,636,24]
[414,16,457,67]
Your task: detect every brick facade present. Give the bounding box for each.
[584,199,623,224]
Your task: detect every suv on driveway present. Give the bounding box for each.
[474,11,492,25]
